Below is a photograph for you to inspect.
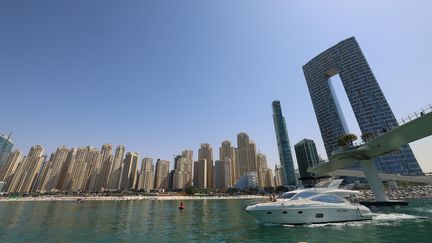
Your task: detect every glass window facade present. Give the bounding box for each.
[272,101,297,187]
[302,37,422,175]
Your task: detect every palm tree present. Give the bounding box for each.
[343,133,358,146]
[361,132,374,143]
[337,133,358,147]
[337,137,348,147]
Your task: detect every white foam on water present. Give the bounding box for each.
[280,213,424,228]
[282,224,296,228]
[413,208,432,214]
[372,213,421,221]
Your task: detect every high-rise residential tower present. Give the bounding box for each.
[272,101,296,187]
[108,145,125,190]
[173,150,193,190]
[97,144,113,189]
[198,144,213,189]
[0,150,23,192]
[154,159,170,190]
[214,160,230,190]
[256,153,269,188]
[8,145,45,193]
[119,152,139,190]
[265,169,275,188]
[294,139,319,187]
[138,157,154,191]
[220,140,237,185]
[56,148,77,191]
[193,159,207,188]
[235,133,257,178]
[274,164,283,187]
[302,37,422,175]
[61,148,79,191]
[38,145,69,192]
[69,146,93,192]
[87,148,103,192]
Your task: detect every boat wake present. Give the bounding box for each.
[282,213,426,228]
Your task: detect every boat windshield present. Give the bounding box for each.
[290,191,319,200]
[278,192,297,199]
[309,194,346,203]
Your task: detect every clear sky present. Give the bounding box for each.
[1,0,432,172]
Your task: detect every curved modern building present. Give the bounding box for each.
[302,37,422,175]
[272,101,297,187]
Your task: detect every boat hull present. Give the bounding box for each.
[246,205,372,225]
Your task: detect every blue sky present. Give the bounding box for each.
[1,0,432,172]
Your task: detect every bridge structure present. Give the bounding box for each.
[328,170,432,184]
[309,104,432,204]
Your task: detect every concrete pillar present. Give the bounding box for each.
[360,160,389,201]
[388,180,399,190]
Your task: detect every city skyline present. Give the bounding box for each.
[0,131,281,194]
[1,1,432,172]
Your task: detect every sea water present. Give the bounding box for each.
[0,198,431,242]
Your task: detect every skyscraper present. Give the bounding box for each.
[0,150,23,192]
[181,150,193,161]
[181,150,193,186]
[61,148,79,191]
[214,160,230,190]
[154,159,170,190]
[138,157,154,191]
[265,169,275,188]
[256,153,269,188]
[108,145,125,190]
[193,159,207,188]
[272,101,296,187]
[0,133,13,168]
[88,148,103,192]
[198,144,213,189]
[274,164,283,187]
[303,37,422,175]
[54,147,77,191]
[220,140,237,185]
[294,139,319,187]
[98,144,113,189]
[8,145,45,194]
[235,133,257,178]
[69,146,93,192]
[173,150,193,190]
[39,145,69,192]
[119,152,139,190]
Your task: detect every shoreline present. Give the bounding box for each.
[0,195,267,202]
[2,185,432,203]
[352,185,432,202]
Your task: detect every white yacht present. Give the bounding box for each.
[246,191,373,225]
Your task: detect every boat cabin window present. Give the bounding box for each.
[278,192,297,199]
[316,213,324,218]
[290,191,319,200]
[310,194,346,203]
